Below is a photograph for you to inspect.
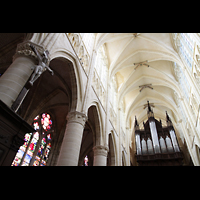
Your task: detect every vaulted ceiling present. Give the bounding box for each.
[95,33,184,129]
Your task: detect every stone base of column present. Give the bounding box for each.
[93,145,109,166]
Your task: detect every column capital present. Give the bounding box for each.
[67,111,87,127]
[13,41,50,64]
[93,145,109,157]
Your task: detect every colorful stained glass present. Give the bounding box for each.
[84,155,88,166]
[22,154,32,166]
[11,132,32,166]
[43,149,49,161]
[41,113,52,131]
[47,133,51,140]
[33,160,40,166]
[33,122,40,130]
[11,149,24,166]
[23,133,32,148]
[34,115,39,120]
[28,132,39,153]
[47,142,51,149]
[37,137,46,157]
[12,113,53,166]
[33,156,40,166]
[40,160,46,166]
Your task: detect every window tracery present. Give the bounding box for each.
[92,44,109,108]
[11,113,53,166]
[173,62,190,102]
[173,33,195,70]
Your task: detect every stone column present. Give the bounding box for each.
[57,111,87,166]
[93,145,109,166]
[0,41,48,108]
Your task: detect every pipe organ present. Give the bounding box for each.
[135,101,183,166]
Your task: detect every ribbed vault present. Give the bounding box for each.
[95,33,183,130]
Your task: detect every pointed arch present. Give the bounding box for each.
[87,102,103,146]
[50,49,84,112]
[107,131,117,166]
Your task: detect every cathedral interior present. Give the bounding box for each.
[0,33,199,166]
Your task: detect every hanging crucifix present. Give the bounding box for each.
[143,101,155,110]
[29,44,54,85]
[11,44,54,112]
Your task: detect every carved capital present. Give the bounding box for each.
[67,111,87,127]
[13,41,50,64]
[93,145,109,157]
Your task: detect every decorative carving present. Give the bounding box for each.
[93,145,109,157]
[172,62,181,83]
[194,65,200,88]
[13,41,49,62]
[29,44,54,85]
[67,111,87,127]
[196,54,200,66]
[195,64,200,76]
[173,91,180,107]
[197,45,200,55]
[172,33,181,53]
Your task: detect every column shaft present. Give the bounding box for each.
[93,145,109,166]
[0,41,47,108]
[0,56,35,107]
[57,111,87,166]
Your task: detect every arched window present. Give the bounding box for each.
[174,62,190,102]
[95,44,108,90]
[11,113,53,166]
[82,33,95,56]
[179,33,195,69]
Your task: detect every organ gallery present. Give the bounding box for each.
[135,101,183,166]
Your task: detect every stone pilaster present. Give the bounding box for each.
[93,145,109,166]
[57,111,87,166]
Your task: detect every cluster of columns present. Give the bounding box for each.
[56,111,109,166]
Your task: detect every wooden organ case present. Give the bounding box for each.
[135,101,183,166]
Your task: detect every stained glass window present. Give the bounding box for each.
[11,113,53,166]
[84,155,89,166]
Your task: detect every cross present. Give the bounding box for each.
[139,84,153,92]
[143,102,155,109]
[11,43,53,113]
[134,60,149,70]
